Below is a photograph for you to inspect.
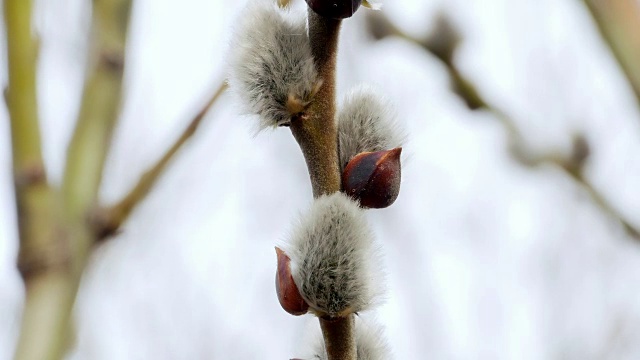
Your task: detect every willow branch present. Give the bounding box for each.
[292,8,355,360]
[4,0,42,170]
[320,316,357,360]
[366,12,640,242]
[62,0,133,220]
[94,82,227,239]
[9,1,134,359]
[512,138,640,240]
[4,0,74,359]
[290,9,342,198]
[583,0,640,105]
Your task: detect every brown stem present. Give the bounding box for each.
[290,8,355,359]
[94,82,227,239]
[290,10,342,197]
[319,315,357,360]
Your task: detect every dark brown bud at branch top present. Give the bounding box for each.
[305,0,362,19]
[342,147,402,209]
[275,247,309,316]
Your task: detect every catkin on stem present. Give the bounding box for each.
[337,85,405,169]
[284,193,383,317]
[228,1,320,130]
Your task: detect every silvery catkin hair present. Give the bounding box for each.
[228,0,319,130]
[337,85,404,169]
[285,193,382,317]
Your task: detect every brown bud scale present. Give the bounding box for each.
[342,147,402,209]
[275,247,309,316]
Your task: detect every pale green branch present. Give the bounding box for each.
[62,0,133,220]
[3,1,75,359]
[9,0,134,359]
[4,0,42,170]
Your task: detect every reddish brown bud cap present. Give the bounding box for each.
[342,147,402,209]
[275,247,309,316]
[305,0,362,19]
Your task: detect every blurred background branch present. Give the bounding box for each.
[3,0,42,170]
[366,12,640,242]
[62,0,132,220]
[94,82,227,239]
[8,0,134,358]
[5,0,229,354]
[583,0,640,106]
[4,0,69,359]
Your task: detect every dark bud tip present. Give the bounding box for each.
[305,0,363,19]
[275,247,309,316]
[342,147,402,209]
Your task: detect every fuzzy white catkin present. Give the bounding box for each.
[285,193,382,317]
[228,0,318,130]
[311,319,391,360]
[337,85,405,169]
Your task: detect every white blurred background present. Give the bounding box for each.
[2,0,640,359]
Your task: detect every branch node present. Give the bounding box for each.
[89,206,121,241]
[14,163,46,188]
[100,50,125,73]
[17,228,71,281]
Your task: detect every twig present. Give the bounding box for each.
[4,1,74,359]
[366,12,640,242]
[4,0,42,169]
[513,138,640,240]
[290,9,342,198]
[320,316,357,360]
[583,0,640,105]
[9,1,134,359]
[94,82,228,239]
[62,0,133,219]
[289,8,356,360]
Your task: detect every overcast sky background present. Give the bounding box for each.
[2,0,640,359]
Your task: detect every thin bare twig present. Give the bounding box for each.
[514,138,640,240]
[366,12,640,241]
[94,82,228,239]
